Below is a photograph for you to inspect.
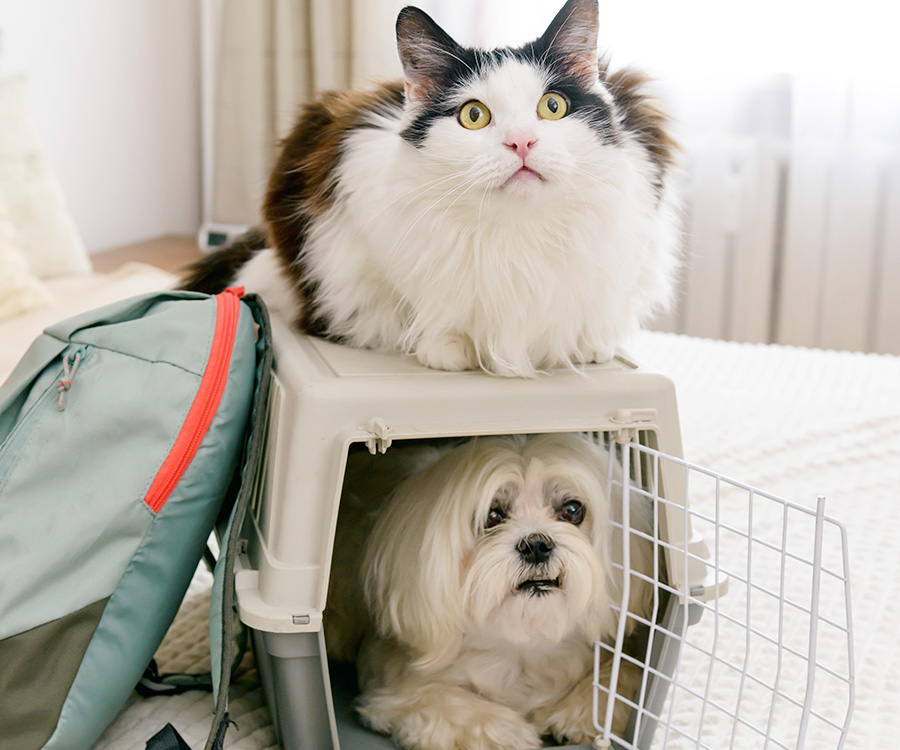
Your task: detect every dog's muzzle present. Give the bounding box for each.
[515,534,560,595]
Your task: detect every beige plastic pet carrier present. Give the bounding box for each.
[234,315,854,750]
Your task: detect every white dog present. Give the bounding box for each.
[325,433,655,750]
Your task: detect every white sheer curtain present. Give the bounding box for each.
[208,0,900,354]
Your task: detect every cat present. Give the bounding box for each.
[182,0,680,377]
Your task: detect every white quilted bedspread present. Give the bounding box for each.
[93,332,900,750]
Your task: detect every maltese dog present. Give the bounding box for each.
[325,433,655,750]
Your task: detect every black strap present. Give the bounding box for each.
[136,659,213,697]
[202,543,218,573]
[146,723,193,750]
[209,713,237,750]
[205,294,273,750]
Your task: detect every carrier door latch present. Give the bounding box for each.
[365,418,393,454]
[609,408,657,443]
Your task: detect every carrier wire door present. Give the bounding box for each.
[595,439,854,750]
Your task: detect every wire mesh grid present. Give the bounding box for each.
[593,437,854,750]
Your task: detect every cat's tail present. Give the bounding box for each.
[179,226,269,293]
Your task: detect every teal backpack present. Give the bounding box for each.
[0,288,272,750]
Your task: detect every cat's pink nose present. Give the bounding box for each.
[504,132,537,159]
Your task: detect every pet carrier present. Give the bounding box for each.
[233,315,853,750]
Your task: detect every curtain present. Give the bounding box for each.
[210,0,408,226]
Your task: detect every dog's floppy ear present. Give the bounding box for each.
[363,451,475,669]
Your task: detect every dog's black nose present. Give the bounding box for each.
[517,533,554,565]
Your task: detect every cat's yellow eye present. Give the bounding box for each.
[458,100,491,130]
[537,92,568,120]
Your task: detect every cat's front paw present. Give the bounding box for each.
[415,334,478,371]
[574,338,615,365]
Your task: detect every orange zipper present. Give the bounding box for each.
[143,288,244,513]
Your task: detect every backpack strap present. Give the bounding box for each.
[138,294,271,749]
[205,294,273,750]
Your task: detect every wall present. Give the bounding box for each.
[0,0,200,253]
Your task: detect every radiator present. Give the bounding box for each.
[660,131,900,356]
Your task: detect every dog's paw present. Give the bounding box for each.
[530,673,597,745]
[415,333,477,372]
[532,662,641,744]
[359,684,542,750]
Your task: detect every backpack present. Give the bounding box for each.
[0,287,272,750]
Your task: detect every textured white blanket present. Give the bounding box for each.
[93,332,900,750]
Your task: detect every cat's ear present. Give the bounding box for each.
[538,0,600,82]
[396,6,464,103]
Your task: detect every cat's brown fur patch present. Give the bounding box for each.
[602,61,679,190]
[263,80,405,332]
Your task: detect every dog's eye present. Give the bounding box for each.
[558,499,585,525]
[485,506,506,529]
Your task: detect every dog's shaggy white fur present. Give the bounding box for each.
[325,433,655,749]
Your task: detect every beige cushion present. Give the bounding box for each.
[0,75,91,278]
[0,195,52,321]
[0,263,176,382]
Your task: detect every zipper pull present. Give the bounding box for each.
[57,347,85,411]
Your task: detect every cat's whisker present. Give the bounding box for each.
[387,175,482,275]
[406,178,483,257]
[433,174,483,229]
[392,168,482,220]
[417,39,476,77]
[539,5,581,67]
[387,182,471,261]
[567,165,618,193]
[358,168,482,232]
[419,153,478,165]
[476,181,492,229]
[556,171,596,208]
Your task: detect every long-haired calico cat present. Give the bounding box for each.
[183,0,680,377]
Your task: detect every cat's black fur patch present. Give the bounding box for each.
[519,44,618,145]
[401,99,460,147]
[179,227,268,294]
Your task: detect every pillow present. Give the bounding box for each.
[0,75,91,278]
[0,195,52,321]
